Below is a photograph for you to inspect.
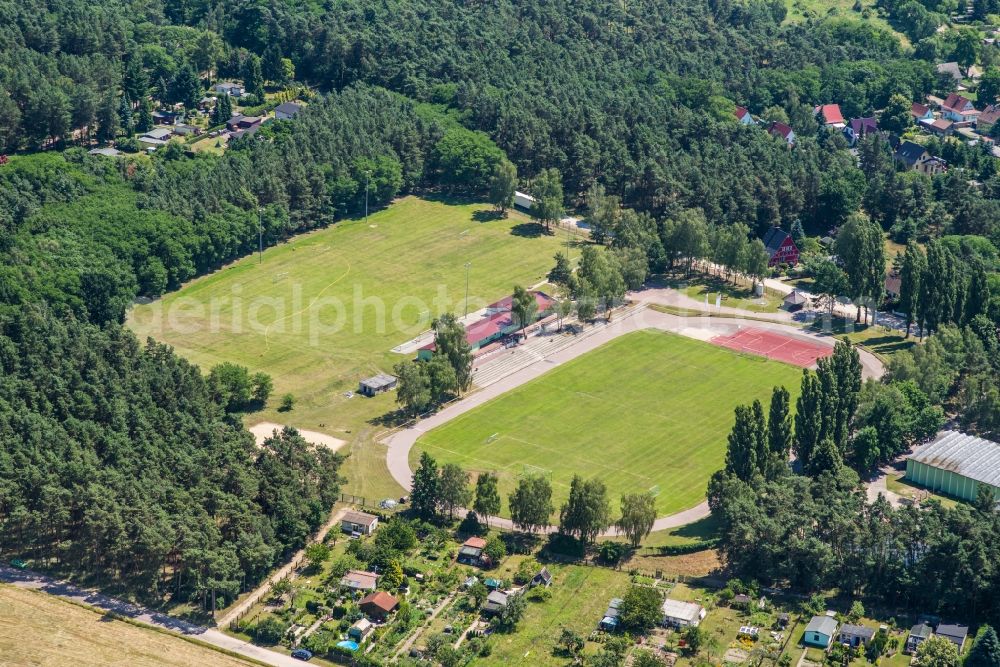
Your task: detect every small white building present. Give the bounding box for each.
[661,599,706,628]
[214,82,244,97]
[513,191,536,211]
[341,510,379,535]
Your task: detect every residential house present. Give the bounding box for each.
[907,623,933,653]
[274,101,304,120]
[768,121,795,146]
[893,140,946,175]
[978,105,1000,135]
[926,118,954,137]
[530,567,553,588]
[88,147,121,157]
[599,598,623,631]
[763,227,800,267]
[341,510,379,535]
[484,578,503,591]
[359,591,399,620]
[843,117,877,146]
[348,618,374,642]
[661,599,706,628]
[171,124,201,137]
[804,615,839,648]
[482,590,509,616]
[839,624,876,647]
[734,106,755,125]
[911,102,934,122]
[214,82,244,97]
[814,104,846,128]
[937,62,964,83]
[198,96,215,111]
[229,125,261,141]
[141,128,173,142]
[457,537,486,565]
[936,623,969,651]
[226,115,263,132]
[941,93,979,123]
[340,569,378,593]
[152,110,179,125]
[926,94,946,109]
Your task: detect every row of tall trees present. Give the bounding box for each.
[409,454,657,548]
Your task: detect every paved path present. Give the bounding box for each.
[217,506,348,629]
[0,566,303,667]
[384,304,885,535]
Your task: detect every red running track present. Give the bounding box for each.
[710,327,832,368]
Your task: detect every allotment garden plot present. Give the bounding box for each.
[412,329,803,518]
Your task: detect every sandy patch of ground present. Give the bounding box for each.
[249,422,347,452]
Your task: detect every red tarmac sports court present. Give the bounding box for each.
[710,327,833,368]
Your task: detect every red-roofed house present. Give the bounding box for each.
[911,103,933,122]
[768,121,795,146]
[359,591,399,620]
[942,93,979,122]
[734,106,755,125]
[814,104,846,127]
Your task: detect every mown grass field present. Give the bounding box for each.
[128,196,565,501]
[0,585,258,667]
[413,329,803,518]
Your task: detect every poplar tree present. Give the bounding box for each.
[766,386,792,478]
[899,241,925,337]
[795,370,823,467]
[411,452,440,520]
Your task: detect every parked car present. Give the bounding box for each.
[291,648,313,661]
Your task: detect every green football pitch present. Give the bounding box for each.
[128,196,566,500]
[412,329,803,518]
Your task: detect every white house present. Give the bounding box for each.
[214,82,244,97]
[661,599,706,628]
[341,510,379,535]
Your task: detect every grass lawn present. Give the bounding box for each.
[478,565,631,666]
[782,0,908,45]
[128,196,564,501]
[667,274,783,313]
[805,318,914,358]
[0,585,259,667]
[413,329,803,518]
[886,474,963,509]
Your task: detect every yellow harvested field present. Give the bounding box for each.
[0,585,257,667]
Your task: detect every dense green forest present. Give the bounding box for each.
[0,307,343,608]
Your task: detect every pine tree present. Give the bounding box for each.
[410,452,440,520]
[966,625,1000,667]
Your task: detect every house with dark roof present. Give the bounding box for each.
[482,590,509,616]
[907,623,933,653]
[843,117,877,146]
[814,104,846,127]
[531,567,553,588]
[359,373,397,397]
[735,106,755,125]
[936,623,969,651]
[599,598,623,630]
[942,93,979,123]
[762,227,799,267]
[275,102,304,120]
[457,537,486,565]
[768,121,795,146]
[893,141,946,175]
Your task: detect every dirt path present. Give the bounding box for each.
[216,506,348,629]
[0,566,304,667]
[384,303,885,535]
[393,591,456,659]
[249,422,347,453]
